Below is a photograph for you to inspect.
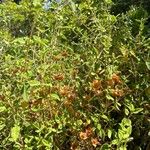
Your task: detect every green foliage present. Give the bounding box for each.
[0,0,150,149]
[10,124,21,142]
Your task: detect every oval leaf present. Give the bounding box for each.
[11,125,20,142]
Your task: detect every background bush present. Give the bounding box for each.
[0,0,150,149]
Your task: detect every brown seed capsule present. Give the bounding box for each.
[53,74,64,81]
[67,93,76,101]
[92,80,101,90]
[79,132,88,140]
[85,127,93,137]
[70,141,78,150]
[106,79,115,87]
[59,86,70,96]
[112,73,122,84]
[61,51,68,57]
[91,138,100,147]
[111,89,124,97]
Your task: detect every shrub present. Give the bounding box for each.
[0,0,149,149]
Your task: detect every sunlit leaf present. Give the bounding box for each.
[0,106,6,113]
[125,108,129,116]
[108,129,112,139]
[50,93,60,101]
[101,114,109,121]
[22,84,29,101]
[145,61,150,70]
[28,80,41,87]
[11,125,20,142]
[132,108,143,114]
[33,0,41,7]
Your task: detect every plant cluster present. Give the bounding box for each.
[0,0,150,149]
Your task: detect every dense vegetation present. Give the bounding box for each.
[0,0,150,149]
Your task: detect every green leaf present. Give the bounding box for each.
[111,139,119,145]
[0,124,5,131]
[101,114,109,122]
[145,61,150,70]
[50,93,60,101]
[119,145,127,150]
[42,139,50,148]
[13,37,26,44]
[100,143,110,150]
[28,80,41,87]
[33,0,41,7]
[127,104,135,112]
[0,106,6,112]
[22,84,29,101]
[98,129,103,138]
[119,118,132,140]
[118,129,124,139]
[145,86,150,97]
[106,94,114,101]
[28,80,52,87]
[11,125,20,142]
[105,0,112,4]
[108,129,112,139]
[121,118,132,128]
[91,116,99,123]
[97,124,101,130]
[132,108,143,114]
[33,36,48,46]
[42,83,52,87]
[125,108,129,116]
[69,0,76,12]
[77,119,83,126]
